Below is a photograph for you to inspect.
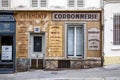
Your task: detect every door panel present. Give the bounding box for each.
[30,34,45,58]
[34,36,42,52]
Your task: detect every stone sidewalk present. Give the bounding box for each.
[0,64,120,80]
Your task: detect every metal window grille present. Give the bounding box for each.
[113,14,120,45]
[68,0,75,7]
[1,0,9,7]
[77,0,83,7]
[32,0,38,7]
[40,0,46,7]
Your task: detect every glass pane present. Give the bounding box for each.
[76,27,83,56]
[34,36,42,52]
[68,27,74,56]
[0,36,13,61]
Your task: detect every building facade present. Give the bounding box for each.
[0,0,103,73]
[104,0,120,65]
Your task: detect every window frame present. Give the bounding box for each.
[31,0,38,7]
[65,23,86,58]
[1,0,10,8]
[67,0,84,8]
[113,14,120,45]
[40,0,47,7]
[31,0,47,8]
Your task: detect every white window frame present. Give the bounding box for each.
[77,0,84,7]
[31,0,38,7]
[113,13,120,45]
[40,0,47,7]
[68,0,75,7]
[0,0,10,8]
[67,0,84,8]
[29,33,45,59]
[111,13,120,50]
[65,22,86,58]
[31,0,47,8]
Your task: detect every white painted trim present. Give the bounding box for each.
[28,32,31,67]
[111,46,120,50]
[83,23,86,59]
[65,23,67,58]
[29,33,45,59]
[28,32,46,67]
[43,32,47,68]
[74,26,76,57]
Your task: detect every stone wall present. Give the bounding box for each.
[45,60,58,70]
[45,59,102,70]
[17,58,30,72]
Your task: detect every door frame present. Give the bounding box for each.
[28,33,46,68]
[0,33,16,73]
[29,33,45,59]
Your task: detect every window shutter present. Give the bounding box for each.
[32,0,38,7]
[1,0,9,7]
[40,0,46,7]
[68,0,75,7]
[77,0,83,7]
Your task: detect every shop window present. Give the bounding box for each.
[113,14,120,45]
[68,0,84,8]
[0,36,13,62]
[67,25,84,57]
[1,0,10,8]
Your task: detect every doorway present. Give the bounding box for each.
[0,35,15,73]
[29,33,45,69]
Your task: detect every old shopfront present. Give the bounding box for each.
[0,13,16,73]
[14,11,102,71]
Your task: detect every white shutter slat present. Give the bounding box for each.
[2,0,9,7]
[77,0,83,7]
[32,0,38,7]
[40,0,46,7]
[68,0,75,7]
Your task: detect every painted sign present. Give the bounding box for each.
[0,15,15,21]
[16,12,49,58]
[88,28,100,50]
[1,46,12,60]
[0,23,15,33]
[53,13,100,21]
[48,24,63,57]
